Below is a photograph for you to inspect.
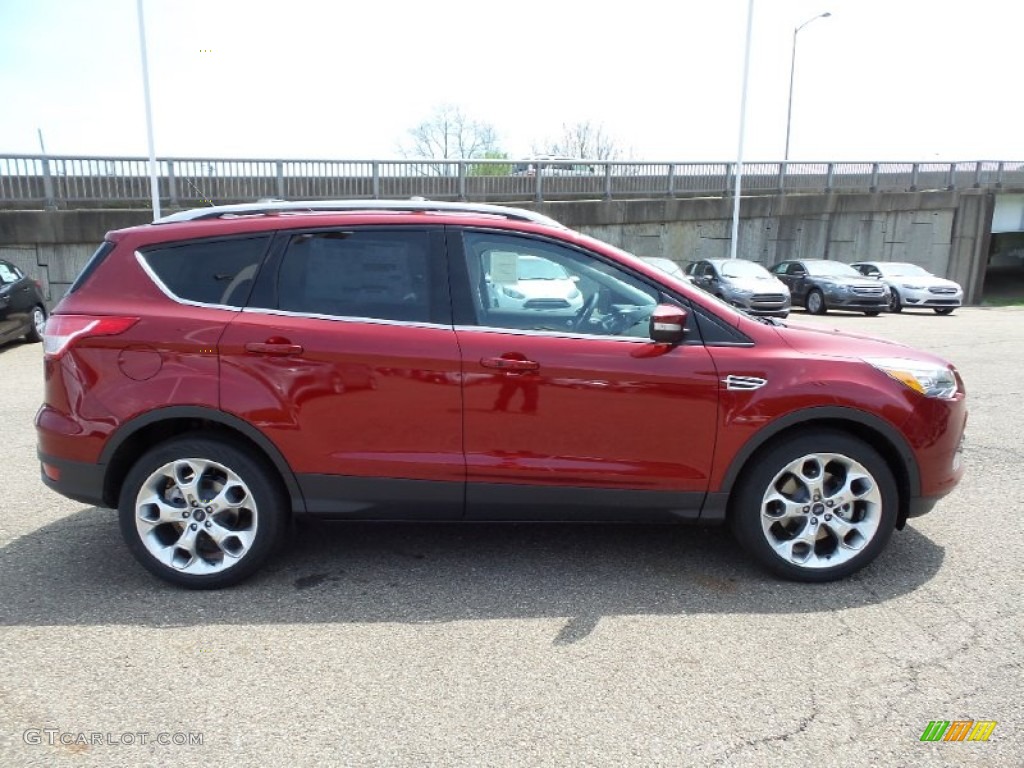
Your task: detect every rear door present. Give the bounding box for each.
[218,226,465,519]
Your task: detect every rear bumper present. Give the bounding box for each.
[38,451,108,508]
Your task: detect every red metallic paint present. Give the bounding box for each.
[456,329,719,491]
[218,311,464,483]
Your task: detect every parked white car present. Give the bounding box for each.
[852,261,963,315]
[487,254,584,315]
[511,156,598,176]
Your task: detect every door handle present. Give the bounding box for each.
[480,356,539,373]
[245,341,304,356]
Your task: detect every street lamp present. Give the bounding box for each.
[783,11,831,164]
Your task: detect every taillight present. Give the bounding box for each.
[43,315,138,359]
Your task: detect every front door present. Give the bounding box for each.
[451,229,720,520]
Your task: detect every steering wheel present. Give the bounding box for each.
[573,291,601,331]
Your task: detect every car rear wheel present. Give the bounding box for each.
[730,431,898,582]
[934,307,955,315]
[118,436,288,588]
[805,289,827,315]
[25,305,46,343]
[888,290,902,313]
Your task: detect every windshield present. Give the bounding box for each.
[807,261,860,278]
[518,257,568,281]
[880,263,929,277]
[720,260,770,279]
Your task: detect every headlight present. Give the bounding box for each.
[901,283,925,290]
[865,357,959,399]
[731,287,754,297]
[501,286,525,299]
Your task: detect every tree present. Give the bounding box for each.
[535,120,624,160]
[468,150,512,177]
[401,105,502,161]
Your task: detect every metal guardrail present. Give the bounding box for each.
[1,155,1021,209]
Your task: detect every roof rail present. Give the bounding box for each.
[153,199,564,228]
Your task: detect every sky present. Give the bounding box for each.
[0,0,1020,163]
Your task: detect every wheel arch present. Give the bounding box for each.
[99,406,305,514]
[718,407,920,529]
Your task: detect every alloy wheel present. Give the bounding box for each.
[134,457,258,575]
[759,452,882,569]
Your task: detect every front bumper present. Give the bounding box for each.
[824,294,888,311]
[900,288,963,308]
[732,295,791,317]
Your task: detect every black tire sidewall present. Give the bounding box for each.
[25,305,46,343]
[889,290,902,313]
[730,431,898,582]
[118,436,287,589]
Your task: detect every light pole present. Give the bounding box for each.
[784,11,831,164]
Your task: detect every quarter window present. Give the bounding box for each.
[141,236,271,307]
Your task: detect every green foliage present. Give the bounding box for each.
[468,151,511,177]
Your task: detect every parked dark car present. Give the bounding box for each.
[689,259,791,317]
[37,201,966,588]
[770,259,889,315]
[0,259,47,345]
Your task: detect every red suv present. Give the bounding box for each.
[36,201,967,588]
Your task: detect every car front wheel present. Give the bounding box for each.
[730,431,898,582]
[805,289,827,315]
[934,307,955,315]
[888,290,902,313]
[118,436,288,588]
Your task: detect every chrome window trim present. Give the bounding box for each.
[137,250,449,329]
[454,324,652,344]
[240,306,452,331]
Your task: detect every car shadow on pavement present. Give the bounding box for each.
[0,508,944,637]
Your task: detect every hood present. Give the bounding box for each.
[886,275,960,289]
[773,320,950,366]
[723,275,789,293]
[815,276,881,289]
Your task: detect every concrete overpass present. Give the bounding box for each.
[1,155,1021,306]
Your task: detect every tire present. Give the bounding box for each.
[934,307,955,315]
[864,311,881,317]
[25,305,46,343]
[888,290,902,313]
[729,430,898,582]
[805,289,827,315]
[118,436,288,589]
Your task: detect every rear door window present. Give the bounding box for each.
[141,236,272,307]
[271,229,442,324]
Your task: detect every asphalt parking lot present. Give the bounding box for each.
[1,307,1021,767]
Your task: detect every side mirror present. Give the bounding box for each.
[649,304,688,345]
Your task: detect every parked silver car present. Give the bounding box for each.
[851,261,963,315]
[690,259,791,317]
